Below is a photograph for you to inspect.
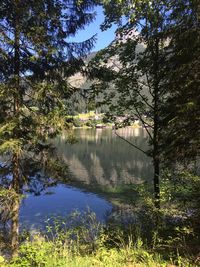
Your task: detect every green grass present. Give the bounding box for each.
[2,236,190,267]
[77,111,96,119]
[67,111,99,120]
[1,216,195,267]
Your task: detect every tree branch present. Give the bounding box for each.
[146,73,154,97]
[127,89,154,141]
[114,128,148,156]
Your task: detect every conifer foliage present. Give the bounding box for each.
[89,0,170,208]
[161,0,200,162]
[0,0,96,254]
[89,0,200,207]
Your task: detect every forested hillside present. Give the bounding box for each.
[67,41,148,114]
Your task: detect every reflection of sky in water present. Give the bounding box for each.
[20,185,112,230]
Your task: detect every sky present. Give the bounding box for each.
[70,6,118,52]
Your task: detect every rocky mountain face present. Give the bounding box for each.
[67,39,146,114]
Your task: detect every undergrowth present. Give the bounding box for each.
[1,170,200,267]
[0,208,198,267]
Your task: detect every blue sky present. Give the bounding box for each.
[71,6,117,52]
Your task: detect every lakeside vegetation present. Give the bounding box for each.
[0,237,193,267]
[1,172,200,266]
[66,111,142,129]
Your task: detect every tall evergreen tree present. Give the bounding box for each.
[89,0,170,208]
[161,0,200,163]
[0,0,96,254]
[89,0,200,208]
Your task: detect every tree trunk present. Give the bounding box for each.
[153,156,160,209]
[13,0,20,114]
[11,199,20,257]
[11,0,21,256]
[153,89,160,209]
[150,1,161,208]
[11,153,20,257]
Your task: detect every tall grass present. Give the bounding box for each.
[0,209,196,267]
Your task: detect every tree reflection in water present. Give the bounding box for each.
[55,128,153,189]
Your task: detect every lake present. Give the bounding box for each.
[20,127,153,229]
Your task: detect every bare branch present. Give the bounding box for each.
[135,83,154,110]
[146,73,154,97]
[114,128,148,156]
[127,89,154,141]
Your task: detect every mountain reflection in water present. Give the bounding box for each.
[55,127,153,187]
[19,127,153,229]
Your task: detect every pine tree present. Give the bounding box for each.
[161,0,200,163]
[89,0,170,208]
[0,0,96,254]
[90,0,200,208]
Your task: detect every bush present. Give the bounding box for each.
[72,118,84,127]
[85,119,98,128]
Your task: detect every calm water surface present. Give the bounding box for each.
[20,128,153,228]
